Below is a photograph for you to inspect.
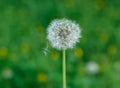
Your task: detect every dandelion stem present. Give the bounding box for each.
[63,49,66,88]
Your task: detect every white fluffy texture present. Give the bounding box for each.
[86,61,99,74]
[47,19,81,50]
[2,68,13,79]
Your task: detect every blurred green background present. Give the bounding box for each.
[0,0,120,88]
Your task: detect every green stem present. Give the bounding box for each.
[63,49,66,88]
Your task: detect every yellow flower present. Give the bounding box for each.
[9,53,18,62]
[65,0,74,8]
[51,51,60,60]
[37,73,47,83]
[21,44,29,53]
[37,25,45,35]
[74,48,83,58]
[99,32,109,43]
[78,67,86,76]
[0,47,8,57]
[107,45,117,55]
[95,0,105,10]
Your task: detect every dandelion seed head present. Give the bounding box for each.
[86,61,99,74]
[2,68,13,79]
[47,18,81,50]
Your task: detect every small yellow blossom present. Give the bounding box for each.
[99,32,109,43]
[51,51,60,60]
[78,67,86,76]
[95,0,105,10]
[74,48,83,58]
[107,45,117,55]
[21,44,29,53]
[0,47,8,57]
[37,73,47,83]
[37,25,45,35]
[9,53,18,62]
[65,0,74,8]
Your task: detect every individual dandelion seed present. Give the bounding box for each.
[47,18,81,88]
[42,43,49,56]
[42,47,49,56]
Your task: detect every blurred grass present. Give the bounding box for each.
[0,0,120,88]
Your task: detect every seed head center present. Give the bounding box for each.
[58,29,70,39]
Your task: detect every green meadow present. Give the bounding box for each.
[0,0,120,88]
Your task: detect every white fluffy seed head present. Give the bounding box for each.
[47,18,81,50]
[86,61,99,74]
